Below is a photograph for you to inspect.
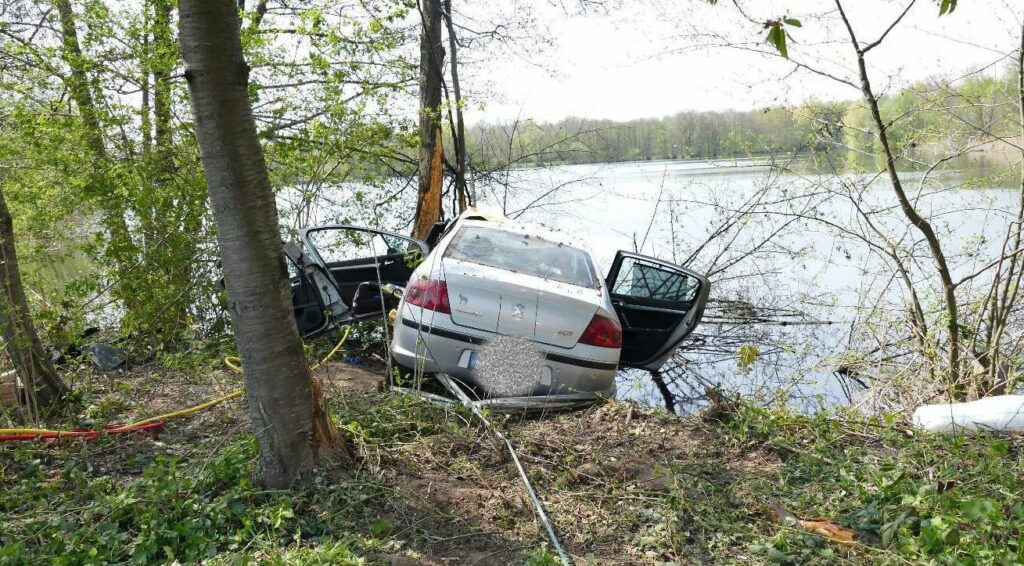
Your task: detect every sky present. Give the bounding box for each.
[462,0,1023,124]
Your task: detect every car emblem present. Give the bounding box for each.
[458,293,469,305]
[511,303,525,320]
[556,330,573,336]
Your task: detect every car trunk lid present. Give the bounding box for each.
[443,259,601,348]
[443,259,536,338]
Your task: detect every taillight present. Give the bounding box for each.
[405,279,451,314]
[578,313,622,348]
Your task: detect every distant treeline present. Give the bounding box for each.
[465,72,1018,169]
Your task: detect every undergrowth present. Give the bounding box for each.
[0,391,471,565]
[722,405,1024,565]
[2,372,1024,565]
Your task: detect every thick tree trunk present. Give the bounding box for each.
[0,187,68,409]
[412,0,446,239]
[442,0,468,212]
[179,0,346,488]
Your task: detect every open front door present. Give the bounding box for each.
[300,225,427,321]
[606,251,710,370]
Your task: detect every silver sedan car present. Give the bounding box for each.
[283,208,709,405]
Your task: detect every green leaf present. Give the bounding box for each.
[766,24,788,58]
[938,0,957,15]
[783,18,802,27]
[738,344,759,369]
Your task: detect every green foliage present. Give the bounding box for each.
[0,389,468,564]
[525,546,562,565]
[720,405,1024,564]
[738,344,759,371]
[470,68,1021,172]
[2,441,271,563]
[764,17,800,59]
[0,0,418,355]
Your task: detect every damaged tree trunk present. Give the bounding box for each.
[412,0,446,239]
[0,186,68,410]
[179,0,347,488]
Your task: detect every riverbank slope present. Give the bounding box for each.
[2,363,1022,564]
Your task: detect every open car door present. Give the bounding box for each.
[296,226,427,330]
[606,251,710,370]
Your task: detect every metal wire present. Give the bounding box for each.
[435,373,572,565]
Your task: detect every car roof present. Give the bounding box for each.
[456,207,592,253]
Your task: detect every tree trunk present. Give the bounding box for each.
[53,0,132,246]
[412,0,446,239]
[179,0,346,488]
[442,0,468,212]
[0,186,68,410]
[153,0,174,180]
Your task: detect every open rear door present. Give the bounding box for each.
[606,251,710,370]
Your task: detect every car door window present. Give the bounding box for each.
[612,257,700,304]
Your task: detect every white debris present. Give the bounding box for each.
[913,395,1024,433]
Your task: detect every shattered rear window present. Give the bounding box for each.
[444,226,598,288]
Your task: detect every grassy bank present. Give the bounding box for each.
[2,364,1022,564]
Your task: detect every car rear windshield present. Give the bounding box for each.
[444,226,598,288]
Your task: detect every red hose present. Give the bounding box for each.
[0,420,165,443]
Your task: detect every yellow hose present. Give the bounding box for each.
[311,326,351,371]
[1,328,352,438]
[113,389,245,430]
[0,428,64,435]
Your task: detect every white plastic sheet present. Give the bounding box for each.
[913,395,1024,433]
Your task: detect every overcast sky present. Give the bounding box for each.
[463,0,1022,124]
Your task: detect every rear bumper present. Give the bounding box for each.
[391,316,617,399]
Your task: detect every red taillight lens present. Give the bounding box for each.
[578,313,622,348]
[405,279,451,314]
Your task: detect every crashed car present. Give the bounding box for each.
[283,208,710,407]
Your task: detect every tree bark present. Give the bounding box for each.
[412,0,446,239]
[442,0,468,212]
[179,0,346,488]
[0,186,68,410]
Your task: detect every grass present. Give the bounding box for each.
[2,364,1024,564]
